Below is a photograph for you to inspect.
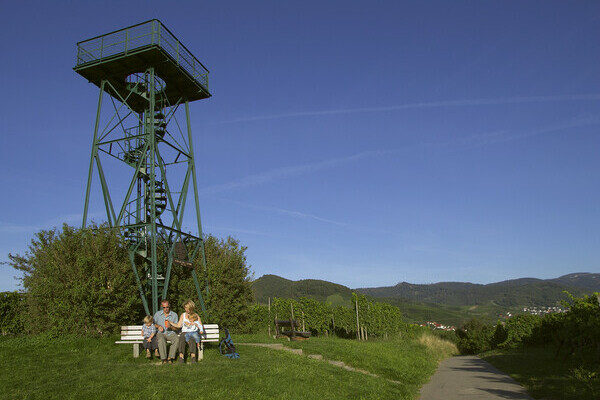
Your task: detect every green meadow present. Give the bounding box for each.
[0,333,457,400]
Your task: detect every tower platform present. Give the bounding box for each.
[74,19,210,112]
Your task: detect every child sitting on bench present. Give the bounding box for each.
[141,315,159,358]
[182,312,205,350]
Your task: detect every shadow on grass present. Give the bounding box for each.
[483,346,598,400]
[479,388,533,400]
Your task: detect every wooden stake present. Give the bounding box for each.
[332,313,335,331]
[290,303,295,338]
[355,298,360,340]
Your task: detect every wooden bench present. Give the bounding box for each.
[274,319,311,340]
[116,324,220,360]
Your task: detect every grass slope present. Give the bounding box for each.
[483,346,598,399]
[281,334,457,388]
[0,333,455,400]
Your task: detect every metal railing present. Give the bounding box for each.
[76,20,209,91]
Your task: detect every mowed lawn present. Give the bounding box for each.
[0,333,455,400]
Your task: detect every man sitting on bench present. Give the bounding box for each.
[154,299,180,364]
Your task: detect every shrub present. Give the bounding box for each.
[456,318,494,354]
[0,292,25,335]
[168,235,255,331]
[7,224,142,335]
[553,292,600,357]
[496,314,542,349]
[7,225,255,335]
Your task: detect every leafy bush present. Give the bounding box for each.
[7,224,142,335]
[553,292,600,357]
[0,292,25,335]
[496,314,542,349]
[158,234,255,331]
[456,318,494,354]
[6,225,255,335]
[462,293,600,357]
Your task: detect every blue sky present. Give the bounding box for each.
[1,1,599,291]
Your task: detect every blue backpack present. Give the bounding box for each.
[219,328,240,359]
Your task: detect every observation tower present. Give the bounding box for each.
[74,20,211,315]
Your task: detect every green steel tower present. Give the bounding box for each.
[74,20,211,316]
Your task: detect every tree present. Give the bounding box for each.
[168,235,254,331]
[456,318,494,354]
[8,225,256,335]
[7,224,142,335]
[496,314,542,348]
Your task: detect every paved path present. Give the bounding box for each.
[419,356,534,400]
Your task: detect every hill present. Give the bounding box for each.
[252,273,600,325]
[252,274,353,306]
[549,272,600,291]
[355,274,600,307]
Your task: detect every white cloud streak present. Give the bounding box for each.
[216,94,600,124]
[199,149,391,195]
[218,199,352,228]
[204,225,275,237]
[200,114,600,196]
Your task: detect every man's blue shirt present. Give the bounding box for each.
[153,310,179,334]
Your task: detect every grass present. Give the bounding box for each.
[242,332,458,398]
[482,345,600,399]
[0,332,455,400]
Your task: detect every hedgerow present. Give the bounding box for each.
[455,292,600,357]
[0,292,25,335]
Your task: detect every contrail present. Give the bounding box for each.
[200,114,600,195]
[199,149,390,195]
[216,94,600,124]
[218,199,352,228]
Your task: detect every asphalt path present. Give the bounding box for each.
[419,355,534,400]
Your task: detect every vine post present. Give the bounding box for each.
[355,297,361,340]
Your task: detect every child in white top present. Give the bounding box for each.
[182,312,204,350]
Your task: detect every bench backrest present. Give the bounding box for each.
[120,324,220,342]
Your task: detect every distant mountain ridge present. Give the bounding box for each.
[252,272,600,308]
[252,274,353,305]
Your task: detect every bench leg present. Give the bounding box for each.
[133,343,140,358]
[198,341,204,361]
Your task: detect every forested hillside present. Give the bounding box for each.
[356,275,599,307]
[252,274,352,305]
[253,273,600,308]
